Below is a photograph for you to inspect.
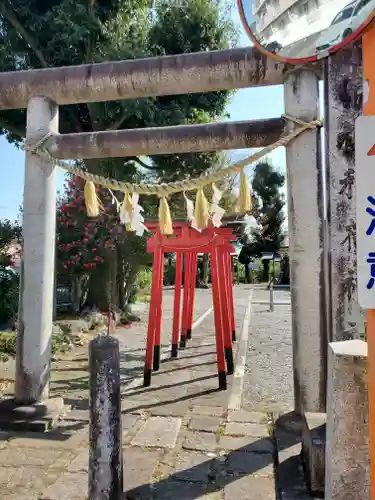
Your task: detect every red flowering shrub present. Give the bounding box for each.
[56,175,117,276]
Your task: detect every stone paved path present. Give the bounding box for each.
[0,286,315,500]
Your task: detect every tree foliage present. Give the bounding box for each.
[239,161,285,281]
[0,0,237,310]
[0,219,21,325]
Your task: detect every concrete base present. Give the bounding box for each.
[0,397,66,432]
[325,340,369,500]
[301,412,326,497]
[274,412,313,498]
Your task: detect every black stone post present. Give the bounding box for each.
[89,336,123,500]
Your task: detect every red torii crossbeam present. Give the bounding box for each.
[144,222,236,390]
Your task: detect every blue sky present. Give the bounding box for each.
[0,5,315,222]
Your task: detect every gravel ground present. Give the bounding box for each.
[242,288,294,413]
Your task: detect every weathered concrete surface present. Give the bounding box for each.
[275,412,318,500]
[48,118,287,159]
[0,47,319,110]
[284,69,326,414]
[325,340,369,500]
[131,416,182,449]
[88,336,122,500]
[15,97,58,404]
[301,412,326,496]
[324,42,366,343]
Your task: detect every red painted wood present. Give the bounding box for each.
[145,223,236,387]
[154,251,164,353]
[210,246,227,376]
[227,253,236,336]
[187,253,198,335]
[181,252,192,345]
[172,252,183,351]
[144,249,162,372]
[147,225,235,253]
[219,248,232,352]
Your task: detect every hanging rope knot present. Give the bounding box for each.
[23,132,54,155]
[282,114,323,130]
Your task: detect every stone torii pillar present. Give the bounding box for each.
[15,97,60,407]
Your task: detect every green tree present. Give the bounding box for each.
[239,161,285,282]
[0,0,237,310]
[0,219,21,326]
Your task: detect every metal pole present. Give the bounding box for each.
[15,97,58,404]
[269,280,274,312]
[89,335,123,500]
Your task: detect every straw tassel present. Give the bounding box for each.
[238,170,252,213]
[195,188,209,230]
[158,196,173,235]
[84,181,100,217]
[120,192,133,231]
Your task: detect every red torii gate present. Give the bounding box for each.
[144,222,236,390]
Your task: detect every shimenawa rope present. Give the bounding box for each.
[22,114,322,234]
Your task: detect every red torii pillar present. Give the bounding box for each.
[143,222,236,390]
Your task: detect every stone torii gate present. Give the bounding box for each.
[0,46,327,422]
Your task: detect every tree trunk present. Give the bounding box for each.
[118,253,125,310]
[244,264,250,284]
[167,255,174,285]
[71,275,89,314]
[202,254,209,285]
[262,260,269,282]
[86,248,119,311]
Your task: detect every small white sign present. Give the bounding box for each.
[356,116,375,308]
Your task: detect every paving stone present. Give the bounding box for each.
[131,416,181,449]
[218,436,274,454]
[227,411,269,424]
[0,447,73,468]
[189,416,222,433]
[1,488,39,500]
[224,475,276,499]
[123,447,161,498]
[0,466,60,491]
[65,409,89,422]
[224,422,269,438]
[186,384,221,396]
[152,371,192,387]
[121,401,150,414]
[153,480,208,500]
[122,414,140,434]
[40,471,87,500]
[7,421,88,450]
[200,492,223,500]
[67,449,88,472]
[190,406,226,417]
[160,450,214,483]
[224,451,274,477]
[183,432,219,453]
[193,393,229,408]
[150,402,190,417]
